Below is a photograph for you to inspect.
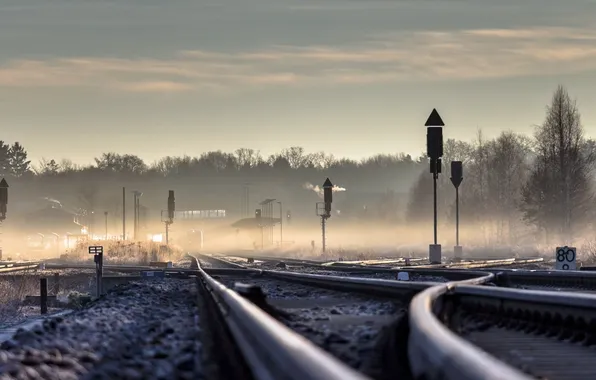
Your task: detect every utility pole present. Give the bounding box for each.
[104,211,108,240]
[132,192,137,240]
[277,201,283,247]
[132,191,143,240]
[255,208,263,249]
[425,108,444,264]
[165,190,175,245]
[316,178,333,254]
[241,183,250,218]
[122,187,126,240]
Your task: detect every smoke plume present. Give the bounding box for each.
[303,182,347,198]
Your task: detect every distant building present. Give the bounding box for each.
[22,205,83,235]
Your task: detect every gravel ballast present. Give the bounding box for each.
[216,275,405,373]
[0,279,201,380]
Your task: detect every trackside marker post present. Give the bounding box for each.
[555,246,576,270]
[89,245,104,297]
[40,278,48,315]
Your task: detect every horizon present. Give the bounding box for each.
[11,119,590,168]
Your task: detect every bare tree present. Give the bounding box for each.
[485,131,531,243]
[520,85,595,242]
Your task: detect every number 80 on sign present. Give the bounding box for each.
[555,246,576,270]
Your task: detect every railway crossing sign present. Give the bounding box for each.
[555,246,576,270]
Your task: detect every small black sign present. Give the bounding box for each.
[89,246,104,255]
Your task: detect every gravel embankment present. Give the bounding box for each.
[216,275,404,373]
[0,279,201,380]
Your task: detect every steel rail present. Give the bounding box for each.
[406,271,536,380]
[407,277,596,380]
[200,251,596,379]
[493,269,596,290]
[197,253,504,380]
[192,255,371,380]
[0,263,42,273]
[447,285,596,379]
[198,252,502,282]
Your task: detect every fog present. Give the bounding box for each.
[2,87,596,264]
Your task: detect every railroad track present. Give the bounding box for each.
[201,253,530,284]
[220,252,544,271]
[218,252,596,294]
[5,251,596,380]
[411,283,596,380]
[196,253,492,379]
[492,270,596,293]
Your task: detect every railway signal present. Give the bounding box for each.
[316,178,333,253]
[255,208,263,249]
[0,178,8,221]
[450,161,463,260]
[555,246,576,270]
[425,108,444,264]
[161,190,176,245]
[0,178,7,260]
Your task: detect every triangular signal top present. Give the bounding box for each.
[425,108,445,127]
[323,178,333,188]
[0,178,8,188]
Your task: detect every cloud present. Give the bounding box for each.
[1,26,596,94]
[112,81,194,93]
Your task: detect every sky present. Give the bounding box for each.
[2,0,596,166]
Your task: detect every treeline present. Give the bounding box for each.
[4,85,595,246]
[407,85,596,245]
[30,149,422,178]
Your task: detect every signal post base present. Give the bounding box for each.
[429,244,442,264]
[453,245,463,261]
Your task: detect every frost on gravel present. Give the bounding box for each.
[217,275,404,371]
[197,260,213,269]
[0,279,201,380]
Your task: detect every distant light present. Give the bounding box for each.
[81,227,88,235]
[152,234,163,243]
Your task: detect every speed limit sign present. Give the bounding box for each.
[555,246,576,270]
